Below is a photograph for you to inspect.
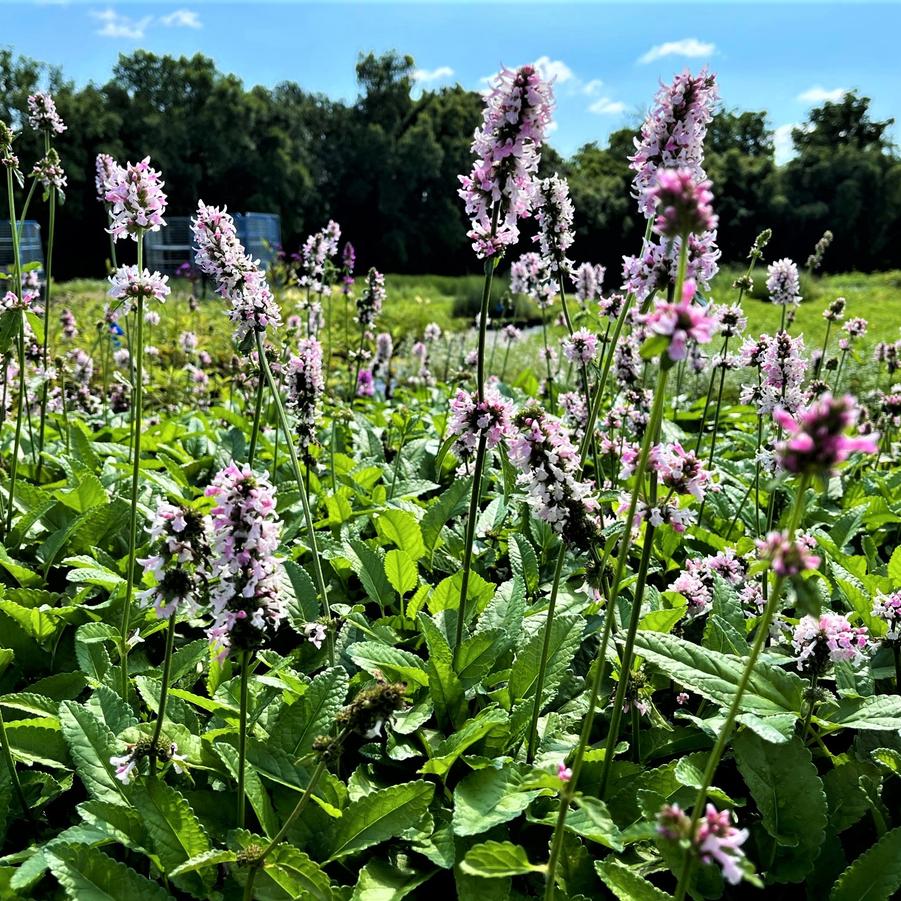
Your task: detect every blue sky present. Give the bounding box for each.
[4,1,901,161]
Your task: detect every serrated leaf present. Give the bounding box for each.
[420,707,508,777]
[59,701,129,806]
[384,549,418,596]
[632,631,804,714]
[734,732,827,882]
[453,765,541,837]
[509,613,582,705]
[168,849,237,879]
[508,535,539,593]
[818,695,901,731]
[376,509,425,560]
[45,843,173,901]
[131,779,211,895]
[461,840,544,878]
[346,642,428,687]
[6,718,70,768]
[595,858,673,900]
[270,666,347,760]
[830,826,901,901]
[328,780,434,861]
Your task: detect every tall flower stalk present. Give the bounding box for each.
[454,64,553,657]
[673,393,875,899]
[546,178,717,892]
[105,157,169,700]
[2,122,27,539]
[193,202,334,664]
[26,93,66,477]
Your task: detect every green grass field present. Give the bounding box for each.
[53,267,901,396]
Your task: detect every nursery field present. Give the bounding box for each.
[1,68,901,901]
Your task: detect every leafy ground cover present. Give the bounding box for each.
[0,66,900,901]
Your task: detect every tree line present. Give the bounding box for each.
[1,48,899,280]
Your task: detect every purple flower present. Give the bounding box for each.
[95,153,122,204]
[138,503,211,619]
[756,531,821,577]
[644,284,716,361]
[792,613,869,673]
[509,405,600,550]
[561,328,599,365]
[622,230,720,303]
[108,265,170,310]
[356,368,375,397]
[872,592,901,642]
[712,303,746,338]
[27,92,66,135]
[774,393,878,476]
[286,338,325,456]
[59,308,78,340]
[766,258,802,306]
[458,65,554,258]
[650,441,715,501]
[423,322,442,343]
[510,252,556,308]
[30,149,66,198]
[502,324,522,343]
[630,69,718,218]
[356,268,385,328]
[299,220,341,295]
[192,202,282,342]
[650,168,717,237]
[534,174,575,274]
[657,803,749,887]
[374,332,393,376]
[823,296,846,322]
[572,262,605,304]
[449,387,513,466]
[557,762,573,782]
[105,157,168,242]
[205,465,286,658]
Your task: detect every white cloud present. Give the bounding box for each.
[588,97,626,116]
[532,56,575,85]
[582,79,604,97]
[91,8,152,39]
[413,66,455,85]
[773,123,798,165]
[797,85,847,104]
[160,9,202,29]
[639,38,716,65]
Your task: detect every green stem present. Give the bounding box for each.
[255,330,334,665]
[247,366,265,466]
[237,650,250,827]
[673,474,810,901]
[540,308,554,408]
[149,613,177,774]
[0,702,30,820]
[545,232,682,901]
[696,337,729,523]
[452,432,488,663]
[119,234,146,701]
[36,181,56,479]
[525,549,567,764]
[242,752,331,901]
[4,316,26,538]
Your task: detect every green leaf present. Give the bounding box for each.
[45,843,173,901]
[168,849,237,879]
[384,549,418,596]
[215,742,278,837]
[249,842,334,900]
[59,701,129,807]
[270,666,348,760]
[131,779,211,896]
[376,509,425,560]
[420,707,508,777]
[733,732,827,882]
[889,546,901,584]
[818,695,901,731]
[6,718,69,768]
[428,570,495,616]
[632,631,804,714]
[350,857,431,899]
[344,540,394,610]
[346,642,428,687]
[453,765,541,837]
[417,613,466,730]
[460,840,545,878]
[508,535,539,594]
[595,858,674,900]
[872,747,901,775]
[830,826,901,901]
[328,780,434,861]
[509,613,582,705]
[421,478,471,552]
